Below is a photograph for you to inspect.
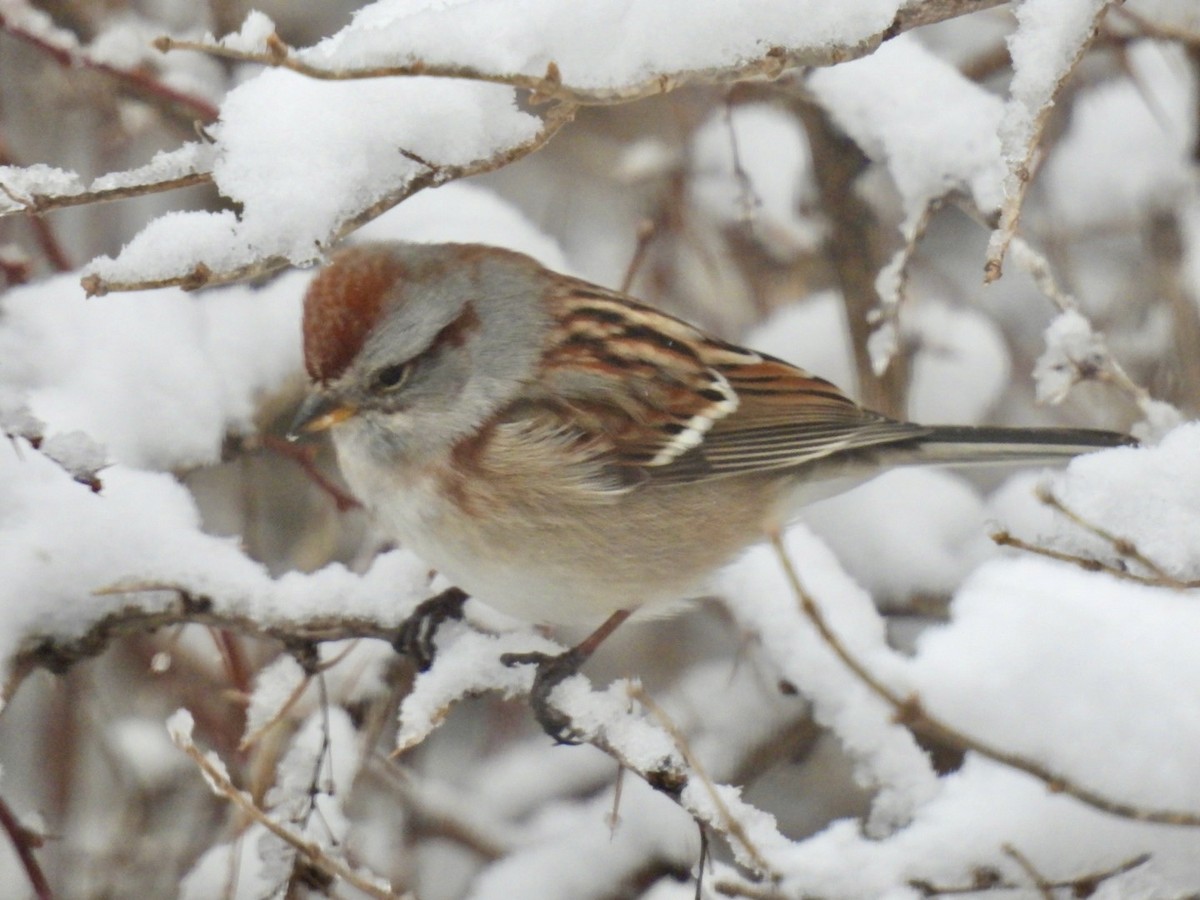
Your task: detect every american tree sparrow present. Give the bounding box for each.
[292,242,1130,735]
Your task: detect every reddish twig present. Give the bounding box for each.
[0,794,52,900]
[257,434,361,512]
[0,6,218,124]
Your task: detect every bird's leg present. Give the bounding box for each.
[393,586,469,671]
[501,608,633,744]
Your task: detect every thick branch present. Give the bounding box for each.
[156,0,1007,107]
[3,585,405,704]
[1,171,214,218]
[81,101,577,296]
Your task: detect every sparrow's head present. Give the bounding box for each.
[291,242,550,459]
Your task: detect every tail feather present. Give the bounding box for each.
[898,425,1135,467]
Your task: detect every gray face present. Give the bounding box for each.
[324,243,553,463]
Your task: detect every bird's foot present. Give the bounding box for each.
[394,586,469,671]
[500,648,588,745]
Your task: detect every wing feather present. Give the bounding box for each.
[507,281,928,488]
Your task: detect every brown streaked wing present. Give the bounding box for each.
[648,352,931,484]
[523,281,928,486]
[531,284,745,468]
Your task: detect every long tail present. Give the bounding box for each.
[895,424,1135,467]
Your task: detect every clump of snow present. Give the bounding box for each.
[1032,309,1105,404]
[720,525,939,833]
[809,36,1006,228]
[39,430,107,484]
[1029,422,1199,579]
[302,0,902,90]
[913,555,1200,809]
[90,143,215,192]
[0,269,304,469]
[999,0,1111,188]
[242,654,308,745]
[86,72,543,284]
[0,397,43,443]
[211,10,277,53]
[0,164,85,213]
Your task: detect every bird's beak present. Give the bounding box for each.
[288,391,358,440]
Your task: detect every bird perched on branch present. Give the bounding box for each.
[292,241,1132,739]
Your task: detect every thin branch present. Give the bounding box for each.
[985,1,1117,282]
[155,0,1006,107]
[628,683,775,878]
[0,794,51,900]
[1003,844,1054,900]
[253,434,362,513]
[81,101,577,296]
[172,728,403,899]
[1110,6,1200,48]
[989,529,1188,587]
[1013,237,1183,428]
[0,4,219,125]
[1,171,213,219]
[1035,485,1191,585]
[768,533,1200,828]
[620,219,659,294]
[907,852,1151,897]
[2,583,410,705]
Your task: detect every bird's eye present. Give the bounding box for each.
[372,363,411,392]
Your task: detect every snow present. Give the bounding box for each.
[809,36,1006,229]
[0,268,303,469]
[304,0,903,89]
[913,557,1200,808]
[998,422,1200,581]
[2,1,1198,896]
[1033,309,1105,404]
[1001,0,1111,171]
[85,74,543,284]
[720,526,940,834]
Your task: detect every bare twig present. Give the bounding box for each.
[0,794,51,900]
[1003,844,1054,900]
[907,852,1151,897]
[768,533,1200,827]
[620,219,659,294]
[171,725,403,899]
[254,434,362,513]
[0,4,219,125]
[989,529,1190,587]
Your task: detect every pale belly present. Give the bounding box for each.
[337,441,785,626]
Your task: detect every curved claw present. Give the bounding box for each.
[394,587,469,671]
[501,648,588,744]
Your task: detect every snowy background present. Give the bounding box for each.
[1,0,1199,897]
